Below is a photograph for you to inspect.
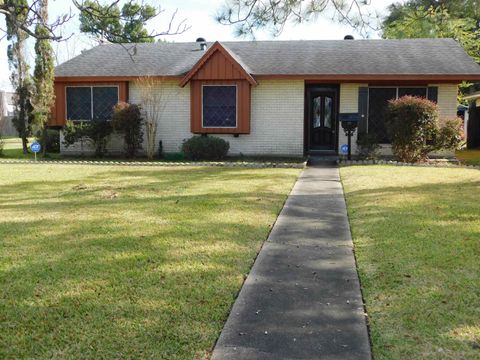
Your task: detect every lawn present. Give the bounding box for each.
[0,164,300,359]
[341,166,480,359]
[456,148,480,166]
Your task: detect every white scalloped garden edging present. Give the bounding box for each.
[0,159,306,169]
[337,158,479,170]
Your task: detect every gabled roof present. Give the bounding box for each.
[179,42,257,87]
[54,38,480,79]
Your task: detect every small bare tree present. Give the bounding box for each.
[136,77,171,160]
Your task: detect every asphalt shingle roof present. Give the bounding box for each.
[54,38,480,78]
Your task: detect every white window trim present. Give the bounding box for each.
[201,84,238,129]
[65,85,119,121]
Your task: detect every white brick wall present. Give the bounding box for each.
[130,79,305,156]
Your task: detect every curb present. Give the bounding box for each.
[0,159,307,169]
[337,159,480,170]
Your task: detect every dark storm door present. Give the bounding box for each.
[309,91,336,150]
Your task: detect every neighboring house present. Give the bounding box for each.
[464,91,480,148]
[0,90,17,137]
[49,38,480,156]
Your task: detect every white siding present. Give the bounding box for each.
[338,83,367,155]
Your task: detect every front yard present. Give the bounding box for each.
[341,166,480,359]
[0,164,300,359]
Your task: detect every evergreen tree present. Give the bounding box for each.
[33,0,55,154]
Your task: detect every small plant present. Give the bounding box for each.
[181,136,229,160]
[436,118,464,151]
[63,119,113,157]
[41,128,60,153]
[357,133,380,159]
[386,96,439,162]
[111,102,144,158]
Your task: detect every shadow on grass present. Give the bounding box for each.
[0,166,298,359]
[344,175,480,359]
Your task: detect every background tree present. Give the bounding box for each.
[33,0,55,155]
[74,0,189,43]
[216,0,378,37]
[6,0,34,154]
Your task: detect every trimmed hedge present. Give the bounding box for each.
[181,136,229,160]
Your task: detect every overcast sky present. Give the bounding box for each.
[0,0,397,91]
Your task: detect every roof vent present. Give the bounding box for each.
[344,35,354,40]
[196,37,207,51]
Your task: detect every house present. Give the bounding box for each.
[0,90,17,137]
[50,38,480,156]
[464,91,480,148]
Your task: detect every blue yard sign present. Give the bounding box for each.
[30,142,41,161]
[31,142,41,153]
[341,144,349,154]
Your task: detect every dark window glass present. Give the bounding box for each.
[93,87,118,120]
[66,87,92,120]
[202,86,237,127]
[398,87,427,98]
[368,88,397,143]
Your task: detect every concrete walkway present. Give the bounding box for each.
[211,164,371,360]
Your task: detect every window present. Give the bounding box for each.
[66,86,118,121]
[202,85,237,128]
[368,87,428,143]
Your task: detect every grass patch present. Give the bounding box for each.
[0,164,300,359]
[456,148,480,166]
[341,166,480,359]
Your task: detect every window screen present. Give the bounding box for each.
[93,87,118,120]
[202,86,237,127]
[398,87,427,98]
[66,86,118,121]
[66,87,92,120]
[368,88,397,143]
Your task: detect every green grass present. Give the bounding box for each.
[0,164,300,359]
[0,137,63,160]
[341,166,480,359]
[457,148,480,166]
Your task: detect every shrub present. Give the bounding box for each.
[357,133,380,159]
[181,136,229,160]
[42,128,60,153]
[436,118,464,150]
[386,96,439,162]
[63,119,113,157]
[112,102,144,158]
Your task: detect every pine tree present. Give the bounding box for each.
[33,0,55,154]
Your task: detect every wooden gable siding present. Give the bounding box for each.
[49,81,128,127]
[192,50,246,81]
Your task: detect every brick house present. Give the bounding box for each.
[50,38,480,156]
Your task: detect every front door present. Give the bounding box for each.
[307,89,337,151]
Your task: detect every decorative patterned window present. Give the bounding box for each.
[202,85,237,128]
[368,86,428,143]
[66,86,118,121]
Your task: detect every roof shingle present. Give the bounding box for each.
[54,38,480,78]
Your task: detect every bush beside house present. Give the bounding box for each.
[182,136,230,160]
[386,96,463,162]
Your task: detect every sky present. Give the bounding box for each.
[0,0,398,91]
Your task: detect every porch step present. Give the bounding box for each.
[307,155,340,166]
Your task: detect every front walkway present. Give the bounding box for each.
[212,164,371,360]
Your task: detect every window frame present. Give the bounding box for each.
[201,84,238,129]
[65,85,119,122]
[366,86,429,136]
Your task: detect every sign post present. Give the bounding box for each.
[30,142,41,161]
